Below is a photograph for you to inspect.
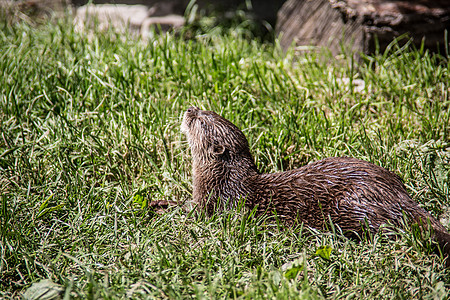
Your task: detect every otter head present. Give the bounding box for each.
[182,107,259,212]
[181,107,253,165]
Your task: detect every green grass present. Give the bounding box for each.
[1,15,449,299]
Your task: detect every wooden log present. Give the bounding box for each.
[276,0,450,55]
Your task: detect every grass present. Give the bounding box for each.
[1,13,449,298]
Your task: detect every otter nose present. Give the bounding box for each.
[186,106,200,113]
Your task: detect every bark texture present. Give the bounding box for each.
[276,0,450,55]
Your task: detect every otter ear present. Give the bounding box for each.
[211,144,225,155]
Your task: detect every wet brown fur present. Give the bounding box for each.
[182,107,450,262]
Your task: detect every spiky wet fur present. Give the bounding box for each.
[182,107,450,263]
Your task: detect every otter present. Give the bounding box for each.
[181,107,450,261]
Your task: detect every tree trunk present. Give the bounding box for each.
[276,0,450,56]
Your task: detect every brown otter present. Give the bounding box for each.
[181,107,450,261]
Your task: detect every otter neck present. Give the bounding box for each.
[192,155,259,214]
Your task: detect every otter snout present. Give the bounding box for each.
[181,106,200,134]
[186,106,200,114]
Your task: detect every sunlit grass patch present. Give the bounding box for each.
[1,15,449,298]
